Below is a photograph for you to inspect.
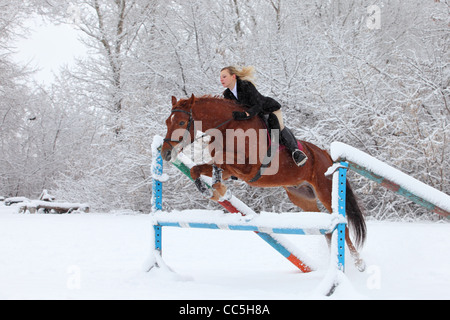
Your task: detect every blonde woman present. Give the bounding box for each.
[220,66,307,166]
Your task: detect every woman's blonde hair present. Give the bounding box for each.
[221,66,256,85]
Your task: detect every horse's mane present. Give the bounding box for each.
[178,94,244,112]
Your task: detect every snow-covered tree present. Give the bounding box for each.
[2,0,448,218]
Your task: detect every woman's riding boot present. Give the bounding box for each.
[280,127,308,167]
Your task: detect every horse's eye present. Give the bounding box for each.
[179,121,186,126]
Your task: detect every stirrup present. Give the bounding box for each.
[292,150,308,167]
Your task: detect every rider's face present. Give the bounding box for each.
[220,70,236,90]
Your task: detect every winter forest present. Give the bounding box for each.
[1,0,449,220]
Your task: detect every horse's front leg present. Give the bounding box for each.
[190,164,229,201]
[210,164,230,201]
[190,164,214,198]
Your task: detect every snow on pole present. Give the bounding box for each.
[330,141,450,218]
[152,211,338,234]
[314,161,349,296]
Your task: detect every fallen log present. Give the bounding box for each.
[19,201,89,214]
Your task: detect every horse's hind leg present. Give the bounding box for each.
[323,228,365,272]
[284,185,320,212]
[312,179,366,271]
[345,228,366,271]
[284,185,366,270]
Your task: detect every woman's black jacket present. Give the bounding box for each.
[223,79,281,119]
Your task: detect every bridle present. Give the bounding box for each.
[163,109,194,153]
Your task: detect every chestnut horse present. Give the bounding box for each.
[162,94,367,271]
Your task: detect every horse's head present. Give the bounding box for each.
[161,95,196,161]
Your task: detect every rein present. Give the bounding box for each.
[195,117,233,141]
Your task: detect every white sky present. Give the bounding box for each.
[13,15,88,85]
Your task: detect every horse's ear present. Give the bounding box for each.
[187,94,195,105]
[171,96,177,106]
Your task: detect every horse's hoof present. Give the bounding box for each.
[201,189,214,199]
[194,178,213,198]
[355,258,366,272]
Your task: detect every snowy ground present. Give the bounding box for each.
[0,204,449,300]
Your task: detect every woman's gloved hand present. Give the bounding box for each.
[232,111,250,120]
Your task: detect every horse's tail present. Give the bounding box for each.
[346,181,366,248]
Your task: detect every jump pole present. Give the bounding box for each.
[330,142,450,218]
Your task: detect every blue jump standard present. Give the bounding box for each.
[152,220,332,235]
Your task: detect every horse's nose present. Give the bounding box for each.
[162,149,172,161]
